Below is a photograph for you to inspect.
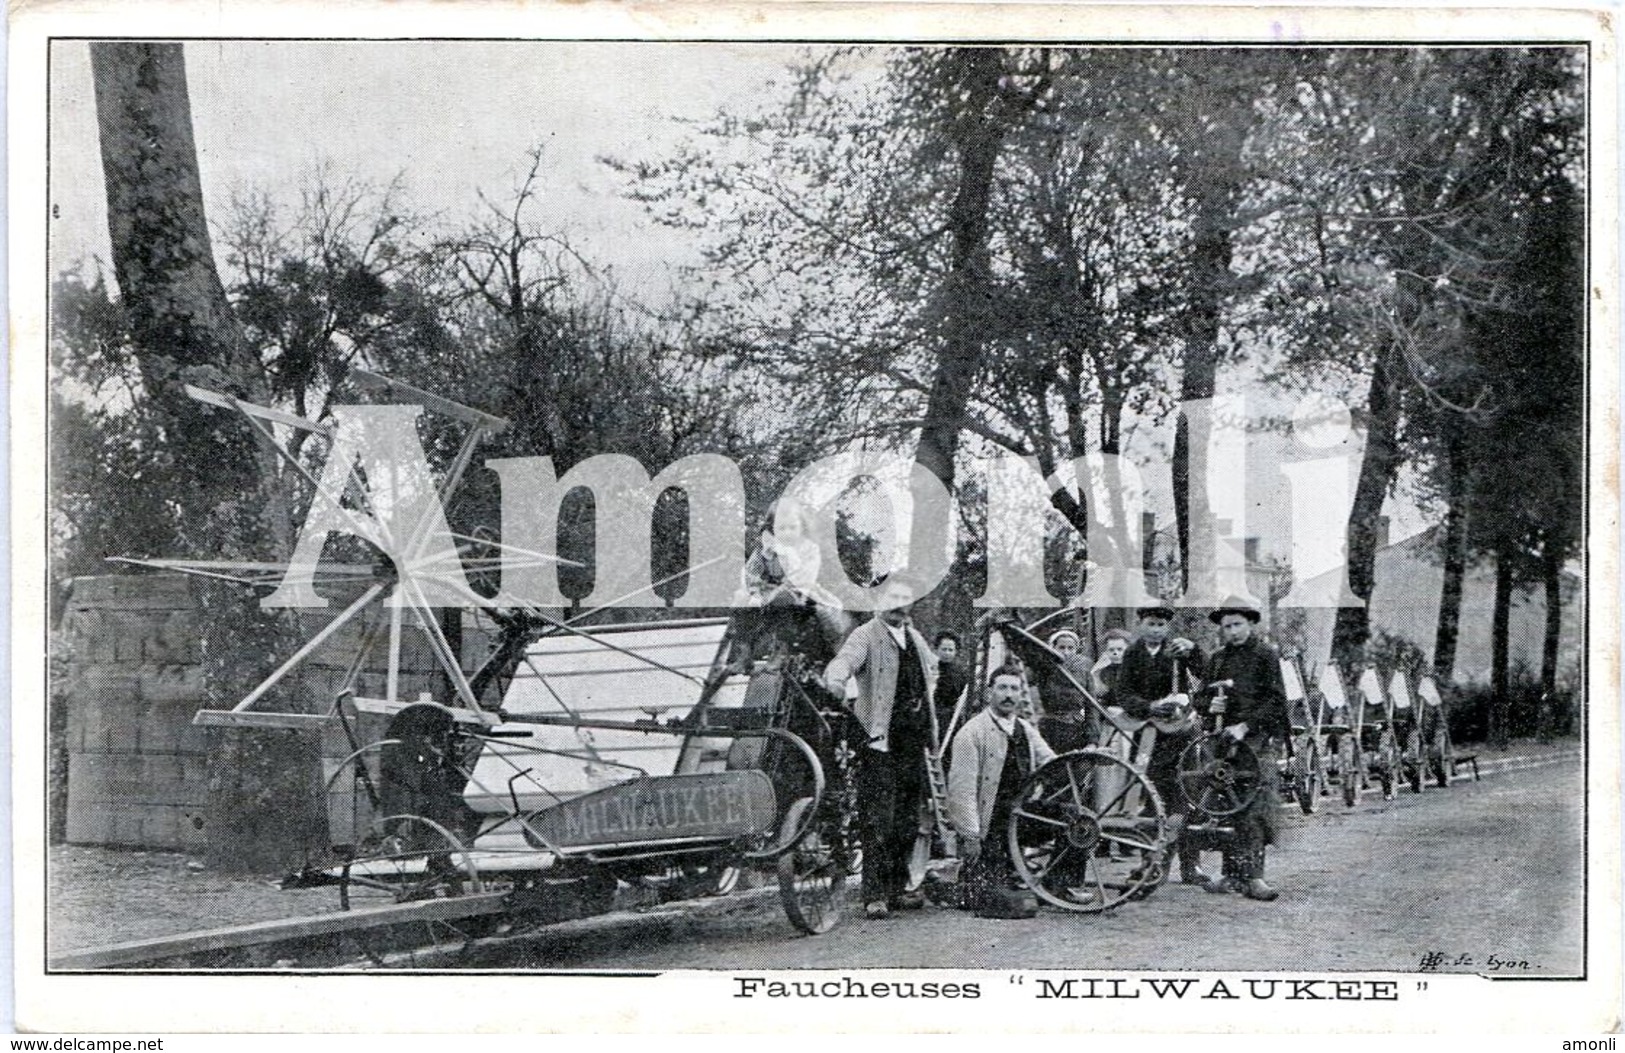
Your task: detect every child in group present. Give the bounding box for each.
[742,498,824,604]
[1032,628,1099,754]
[729,498,849,671]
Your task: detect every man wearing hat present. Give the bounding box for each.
[1201,601,1291,901]
[825,574,938,919]
[1115,605,1208,885]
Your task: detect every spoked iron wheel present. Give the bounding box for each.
[1340,738,1360,807]
[334,814,484,911]
[1431,725,1454,788]
[777,797,845,934]
[314,739,483,911]
[1176,734,1263,818]
[1406,728,1425,794]
[1295,739,1323,815]
[1005,750,1168,914]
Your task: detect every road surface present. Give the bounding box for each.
[467,757,1585,976]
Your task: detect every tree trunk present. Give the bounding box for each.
[1432,436,1470,682]
[91,42,292,556]
[912,49,1004,492]
[93,42,313,870]
[1172,130,1242,594]
[1539,538,1563,740]
[1331,350,1405,667]
[91,46,264,476]
[908,49,1008,591]
[1488,552,1514,749]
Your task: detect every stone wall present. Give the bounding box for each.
[56,574,485,863]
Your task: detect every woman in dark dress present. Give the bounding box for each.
[1033,628,1100,753]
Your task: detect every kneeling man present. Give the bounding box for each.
[947,665,1056,914]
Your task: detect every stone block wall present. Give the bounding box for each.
[56,574,490,862]
[59,576,212,850]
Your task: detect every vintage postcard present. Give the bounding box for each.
[9,0,1620,1035]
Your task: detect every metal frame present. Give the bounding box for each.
[122,374,547,730]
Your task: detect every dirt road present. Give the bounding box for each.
[473,758,1585,976]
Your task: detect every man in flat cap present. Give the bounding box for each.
[1115,605,1208,885]
[1201,601,1291,901]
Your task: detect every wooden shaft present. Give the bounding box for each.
[233,583,387,712]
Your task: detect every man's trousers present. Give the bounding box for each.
[1141,726,1204,874]
[1220,736,1281,880]
[857,744,925,905]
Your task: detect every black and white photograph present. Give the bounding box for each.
[12,1,1620,1035]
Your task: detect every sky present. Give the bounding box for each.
[47,39,1432,569]
[49,40,806,289]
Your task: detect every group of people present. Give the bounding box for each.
[741,499,1291,920]
[820,583,1291,920]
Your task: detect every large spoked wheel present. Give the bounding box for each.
[1295,739,1323,815]
[777,796,845,935]
[1405,728,1425,795]
[1375,732,1398,800]
[307,736,486,911]
[1176,734,1263,818]
[334,814,483,911]
[1338,736,1359,807]
[1005,750,1168,914]
[1430,724,1454,788]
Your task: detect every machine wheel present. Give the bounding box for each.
[777,797,845,935]
[1296,740,1323,815]
[1375,732,1398,800]
[1177,734,1263,818]
[1005,749,1167,914]
[1406,729,1425,795]
[1431,725,1454,788]
[306,739,483,910]
[1339,737,1359,807]
[333,814,483,911]
[1125,854,1166,902]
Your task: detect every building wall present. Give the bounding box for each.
[1297,532,1583,687]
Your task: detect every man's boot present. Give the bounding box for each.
[1203,852,1241,894]
[1179,846,1211,885]
[1243,848,1278,901]
[1173,810,1205,883]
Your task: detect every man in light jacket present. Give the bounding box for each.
[824,575,938,919]
[948,664,1057,914]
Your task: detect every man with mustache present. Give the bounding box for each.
[825,574,939,919]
